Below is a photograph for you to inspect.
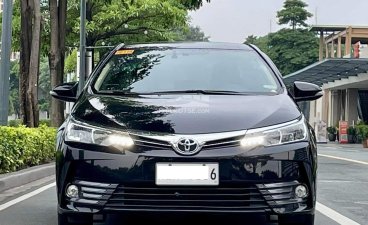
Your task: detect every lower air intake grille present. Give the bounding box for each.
[104,182,270,212]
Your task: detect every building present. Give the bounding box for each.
[283,25,368,142]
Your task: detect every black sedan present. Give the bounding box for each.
[52,42,322,225]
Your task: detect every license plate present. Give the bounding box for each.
[155,163,219,186]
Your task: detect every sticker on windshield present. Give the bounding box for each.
[115,49,135,55]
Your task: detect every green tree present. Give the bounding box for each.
[9,62,20,117]
[66,0,188,48]
[244,35,270,53]
[49,0,67,127]
[244,30,318,75]
[180,0,211,10]
[179,26,209,41]
[38,57,52,115]
[267,29,318,75]
[64,50,78,74]
[244,0,318,75]
[20,0,42,127]
[5,0,209,126]
[277,0,312,30]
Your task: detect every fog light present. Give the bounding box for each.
[295,185,308,198]
[66,184,79,198]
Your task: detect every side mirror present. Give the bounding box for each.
[290,81,323,102]
[50,82,78,102]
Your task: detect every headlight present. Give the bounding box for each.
[241,117,307,148]
[65,120,134,148]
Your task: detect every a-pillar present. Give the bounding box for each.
[345,88,359,125]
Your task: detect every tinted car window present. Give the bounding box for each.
[94,48,280,93]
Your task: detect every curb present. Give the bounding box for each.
[0,162,55,193]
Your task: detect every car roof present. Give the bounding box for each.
[123,42,253,51]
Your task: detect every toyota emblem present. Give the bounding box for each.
[173,138,202,155]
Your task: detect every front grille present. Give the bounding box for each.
[130,134,243,151]
[202,136,243,149]
[131,135,172,150]
[104,182,270,212]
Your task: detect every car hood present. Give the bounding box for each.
[72,93,301,134]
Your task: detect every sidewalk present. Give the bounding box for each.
[0,163,55,193]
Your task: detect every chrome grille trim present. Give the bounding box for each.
[134,139,171,147]
[130,130,246,150]
[66,181,118,210]
[203,139,240,147]
[130,130,246,145]
[76,180,118,188]
[256,181,308,211]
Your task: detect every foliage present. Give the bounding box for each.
[357,125,368,140]
[244,29,318,75]
[66,0,188,47]
[9,61,20,116]
[6,0,203,56]
[357,120,366,126]
[277,0,312,30]
[267,29,318,75]
[244,35,269,52]
[39,119,51,127]
[347,126,357,135]
[0,126,56,173]
[1,0,50,54]
[0,0,21,52]
[244,0,318,75]
[8,57,51,116]
[64,50,78,74]
[178,25,210,41]
[8,119,51,127]
[327,126,337,134]
[179,0,210,10]
[8,119,23,127]
[4,0,208,127]
[39,57,52,113]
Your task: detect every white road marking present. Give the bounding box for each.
[0,182,55,211]
[316,202,360,225]
[318,154,368,165]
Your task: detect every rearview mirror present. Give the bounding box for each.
[50,82,78,102]
[290,81,323,102]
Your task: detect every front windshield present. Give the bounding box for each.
[93,48,280,94]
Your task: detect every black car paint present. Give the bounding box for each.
[55,42,318,224]
[71,93,301,134]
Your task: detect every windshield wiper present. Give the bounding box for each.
[148,90,247,95]
[98,90,142,96]
[98,90,253,96]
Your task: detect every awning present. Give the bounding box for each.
[309,25,348,32]
[283,59,368,87]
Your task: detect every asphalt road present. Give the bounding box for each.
[0,144,367,225]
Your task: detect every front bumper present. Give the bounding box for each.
[56,141,317,216]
